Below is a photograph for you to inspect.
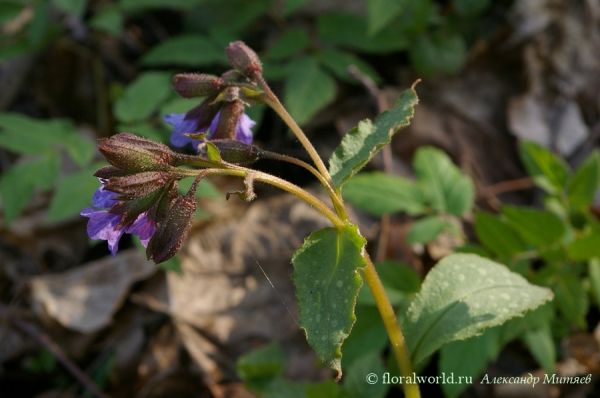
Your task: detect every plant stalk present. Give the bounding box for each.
[361,252,421,398]
[175,166,344,230]
[256,76,335,190]
[257,150,349,220]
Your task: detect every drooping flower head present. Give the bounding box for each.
[164,72,258,151]
[81,181,157,256]
[164,110,255,149]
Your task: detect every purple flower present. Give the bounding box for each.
[81,182,157,256]
[164,110,255,149]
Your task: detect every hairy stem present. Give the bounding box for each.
[361,252,421,398]
[256,76,335,189]
[257,150,349,220]
[176,166,344,230]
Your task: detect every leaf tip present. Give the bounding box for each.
[334,369,343,382]
[411,79,421,90]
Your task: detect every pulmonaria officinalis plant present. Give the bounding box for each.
[82,41,553,397]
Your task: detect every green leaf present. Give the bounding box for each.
[47,164,105,222]
[28,1,49,49]
[377,260,421,293]
[236,343,286,391]
[341,305,387,367]
[64,133,95,168]
[291,224,367,378]
[0,155,60,225]
[343,172,424,216]
[554,275,588,328]
[0,113,72,155]
[453,0,490,16]
[205,141,221,162]
[409,32,466,77]
[185,0,270,34]
[357,261,420,307]
[521,326,555,374]
[329,87,418,188]
[519,141,570,194]
[318,13,409,53]
[318,49,382,85]
[568,231,600,261]
[402,253,554,368]
[0,3,24,26]
[282,0,310,16]
[439,327,501,398]
[406,215,449,244]
[119,0,208,11]
[413,146,474,217]
[501,206,566,248]
[589,259,600,307]
[263,378,305,398]
[266,28,310,60]
[113,72,172,123]
[52,0,86,18]
[140,34,225,67]
[367,0,406,37]
[474,212,527,258]
[342,352,388,398]
[89,6,123,36]
[305,379,342,398]
[567,151,600,209]
[284,56,336,126]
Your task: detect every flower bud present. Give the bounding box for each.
[173,73,225,98]
[104,171,171,200]
[185,97,221,129]
[225,41,262,78]
[146,195,196,264]
[110,188,165,229]
[146,181,178,225]
[208,139,261,164]
[98,133,174,171]
[221,69,245,82]
[211,101,244,140]
[94,165,136,179]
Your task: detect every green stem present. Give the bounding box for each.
[361,252,421,398]
[176,165,345,230]
[257,150,349,220]
[254,75,418,394]
[256,76,335,190]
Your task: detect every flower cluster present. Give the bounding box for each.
[81,183,156,256]
[82,42,264,263]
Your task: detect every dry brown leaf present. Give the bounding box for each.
[30,250,156,334]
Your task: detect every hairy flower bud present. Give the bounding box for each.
[208,139,261,164]
[146,195,196,264]
[225,41,262,78]
[110,188,165,229]
[173,73,225,98]
[146,181,178,225]
[185,97,221,129]
[104,171,171,200]
[211,101,244,140]
[98,133,174,171]
[221,69,245,82]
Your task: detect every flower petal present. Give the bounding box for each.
[164,113,204,148]
[92,183,118,208]
[127,213,157,248]
[235,113,256,145]
[81,208,125,256]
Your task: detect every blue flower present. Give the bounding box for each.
[81,182,157,256]
[163,110,255,149]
